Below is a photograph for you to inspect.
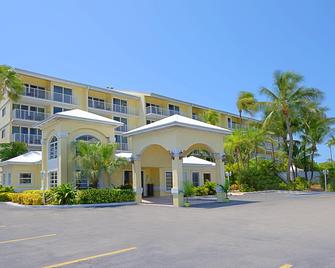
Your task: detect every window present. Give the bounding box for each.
[24,84,46,99]
[53,86,72,103]
[49,136,58,159]
[113,98,128,113]
[2,173,6,185]
[1,107,6,117]
[114,116,128,131]
[192,172,200,187]
[146,103,162,114]
[115,135,128,150]
[168,104,180,115]
[76,135,99,143]
[165,172,173,191]
[124,171,133,186]
[88,96,105,109]
[1,129,5,139]
[204,173,211,182]
[19,173,32,184]
[49,171,58,188]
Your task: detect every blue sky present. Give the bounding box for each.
[1,0,335,161]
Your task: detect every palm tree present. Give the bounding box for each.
[0,65,24,101]
[327,136,335,163]
[259,71,323,181]
[301,110,335,180]
[74,141,128,188]
[203,110,219,125]
[236,91,257,127]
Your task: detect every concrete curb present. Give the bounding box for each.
[4,201,137,209]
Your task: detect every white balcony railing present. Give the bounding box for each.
[115,125,128,132]
[23,87,76,105]
[88,99,137,115]
[13,109,50,122]
[146,106,184,117]
[12,133,42,145]
[116,142,129,151]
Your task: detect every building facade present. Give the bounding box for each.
[0,68,249,152]
[0,68,258,206]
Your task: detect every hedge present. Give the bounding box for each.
[2,188,135,205]
[76,189,135,204]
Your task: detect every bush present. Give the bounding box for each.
[0,185,15,193]
[193,185,209,196]
[0,193,10,202]
[53,184,77,205]
[237,160,282,191]
[292,177,308,191]
[114,184,133,190]
[193,181,217,196]
[76,188,135,204]
[204,181,216,195]
[230,183,239,191]
[7,193,42,205]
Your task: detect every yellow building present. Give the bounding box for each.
[0,68,259,206]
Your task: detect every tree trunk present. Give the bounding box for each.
[310,149,315,182]
[239,110,242,129]
[285,117,294,181]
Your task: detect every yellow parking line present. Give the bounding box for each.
[280,264,293,268]
[0,234,56,244]
[43,247,137,268]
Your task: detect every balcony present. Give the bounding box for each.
[13,109,50,122]
[115,125,128,132]
[23,87,76,105]
[12,133,42,145]
[88,99,137,115]
[116,142,129,151]
[146,106,185,118]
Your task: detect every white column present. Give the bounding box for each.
[214,153,226,202]
[132,154,142,203]
[171,150,184,207]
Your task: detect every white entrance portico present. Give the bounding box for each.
[124,114,231,207]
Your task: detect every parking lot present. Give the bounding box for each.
[1,192,335,268]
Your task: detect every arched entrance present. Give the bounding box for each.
[125,115,230,206]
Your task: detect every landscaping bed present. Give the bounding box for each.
[0,184,135,206]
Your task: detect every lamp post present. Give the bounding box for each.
[323,169,329,192]
[225,171,232,194]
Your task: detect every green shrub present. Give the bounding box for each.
[53,184,77,205]
[7,193,42,205]
[182,180,194,203]
[193,185,209,196]
[237,160,282,191]
[76,188,135,204]
[279,181,289,190]
[0,185,15,193]
[114,184,133,190]
[293,177,308,191]
[204,181,216,195]
[0,193,10,202]
[193,181,217,196]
